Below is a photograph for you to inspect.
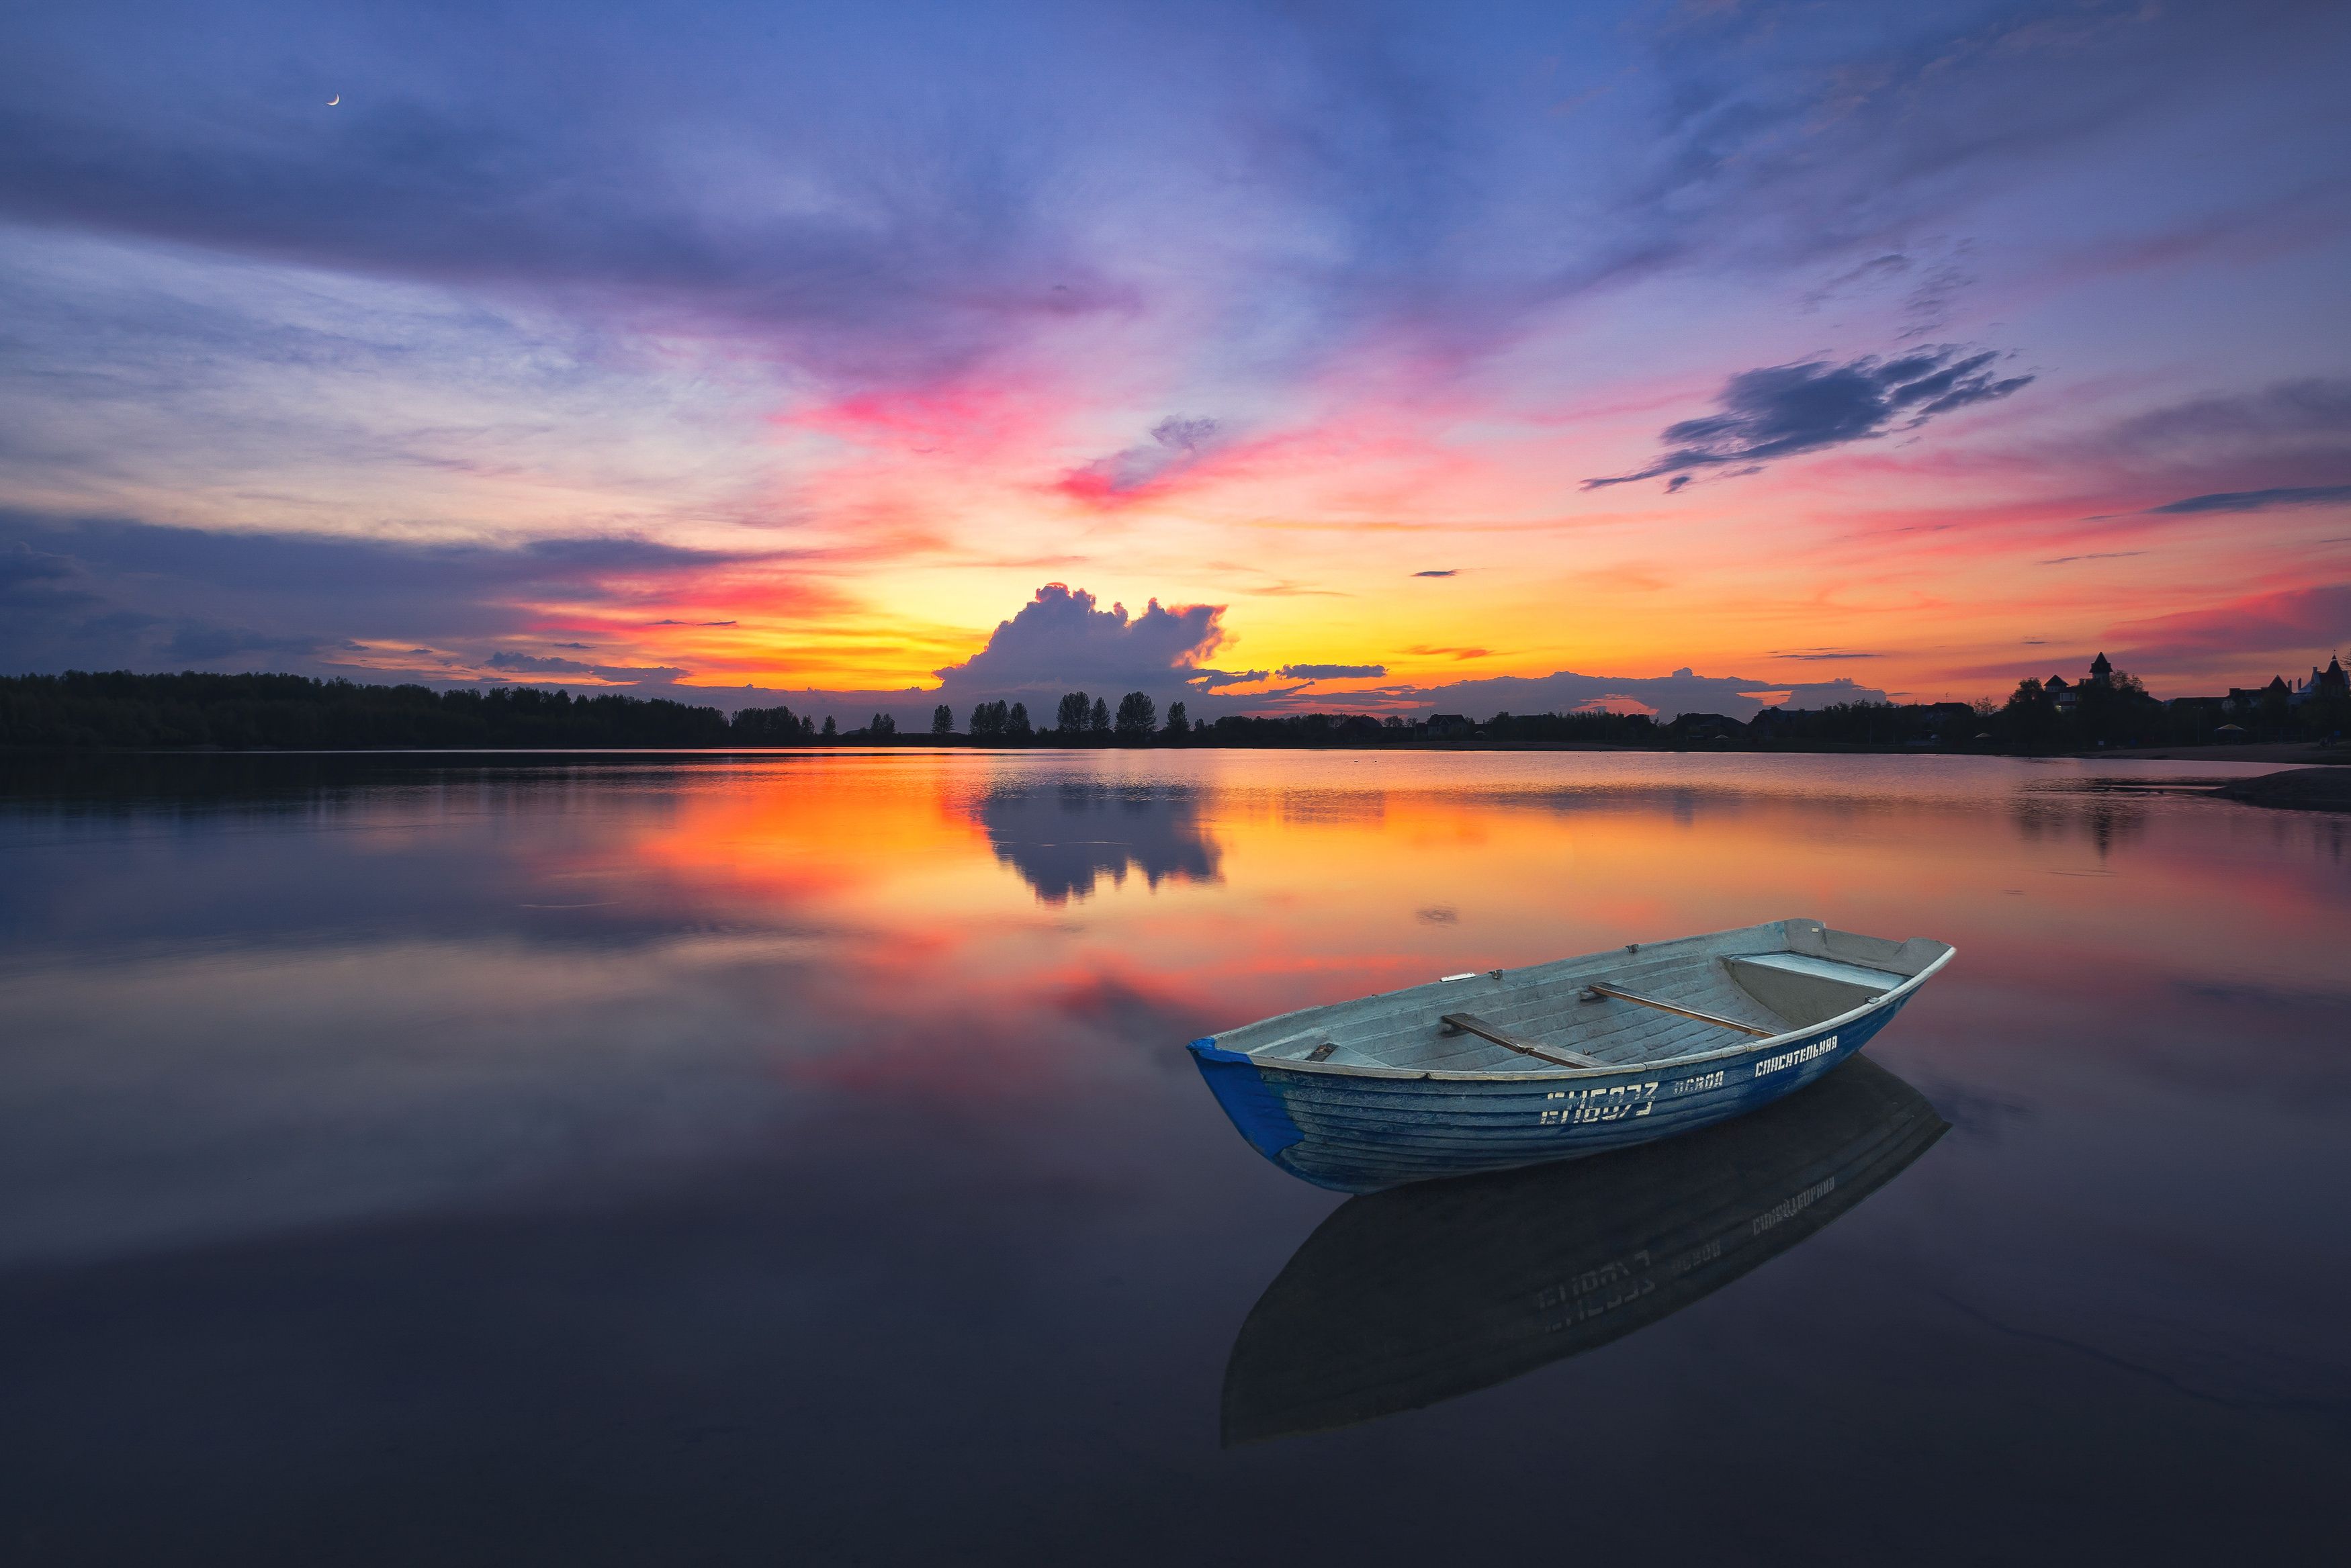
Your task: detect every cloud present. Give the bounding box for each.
[484,652,689,684]
[2040,551,2145,565]
[1769,649,1881,661]
[1349,665,1891,723]
[2102,380,2351,461]
[1585,346,2033,488]
[0,539,76,592]
[2146,484,2351,515]
[0,510,795,678]
[1182,669,1272,691]
[1411,569,1458,578]
[486,652,595,674]
[2106,584,2351,672]
[930,583,1225,697]
[1276,663,1386,680]
[164,626,338,661]
[1059,416,1228,500]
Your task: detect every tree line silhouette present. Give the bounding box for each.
[7,667,2336,752]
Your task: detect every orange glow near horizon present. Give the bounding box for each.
[576,753,2349,1085]
[316,349,2348,708]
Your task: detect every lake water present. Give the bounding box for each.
[1,750,2345,1564]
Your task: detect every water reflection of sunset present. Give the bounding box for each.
[7,751,2348,1562]
[601,752,2344,1050]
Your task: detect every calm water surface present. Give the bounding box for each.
[1,751,2345,1563]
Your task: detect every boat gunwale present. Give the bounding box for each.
[1200,941,1955,1083]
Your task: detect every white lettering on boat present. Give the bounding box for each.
[1752,1177,1836,1234]
[1753,1034,1839,1077]
[1673,1070,1726,1095]
[1536,1251,1654,1330]
[1538,1082,1658,1125]
[1670,1239,1722,1275]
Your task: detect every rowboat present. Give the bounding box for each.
[1221,1054,1947,1443]
[1186,917,1952,1192]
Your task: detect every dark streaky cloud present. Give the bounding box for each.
[2147,484,2351,515]
[1276,663,1386,680]
[1585,346,2033,488]
[0,510,797,680]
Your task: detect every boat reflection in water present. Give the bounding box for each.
[1222,1056,1947,1445]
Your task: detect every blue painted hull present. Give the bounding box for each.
[1190,990,1918,1193]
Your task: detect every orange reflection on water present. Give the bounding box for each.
[592,752,2346,1076]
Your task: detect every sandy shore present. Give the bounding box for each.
[2082,741,2343,763]
[2214,766,2351,811]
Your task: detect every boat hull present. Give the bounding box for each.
[1190,988,1917,1193]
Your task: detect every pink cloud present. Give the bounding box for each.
[2106,584,2351,673]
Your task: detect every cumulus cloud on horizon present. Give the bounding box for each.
[929,582,1228,696]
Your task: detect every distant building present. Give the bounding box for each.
[2046,652,2114,712]
[1425,712,1472,738]
[2224,675,2291,714]
[2289,655,2347,707]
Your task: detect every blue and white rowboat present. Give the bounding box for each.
[1188,917,1953,1192]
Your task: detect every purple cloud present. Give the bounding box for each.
[1587,347,2034,489]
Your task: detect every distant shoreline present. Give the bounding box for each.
[5,740,2341,762]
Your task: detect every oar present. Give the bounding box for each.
[1581,982,1774,1037]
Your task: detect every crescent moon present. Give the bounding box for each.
[326,94,340,106]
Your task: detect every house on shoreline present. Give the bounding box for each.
[2045,651,2114,714]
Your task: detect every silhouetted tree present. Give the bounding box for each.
[932,703,953,736]
[2074,666,2156,746]
[1007,701,1032,738]
[1056,691,1092,733]
[969,700,1007,737]
[2001,678,2055,749]
[1089,697,1110,733]
[0,672,742,750]
[1165,700,1188,737]
[821,715,837,739]
[869,712,897,739]
[1114,691,1156,739]
[731,704,813,744]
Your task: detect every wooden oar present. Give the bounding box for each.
[1581,982,1774,1037]
[1439,1013,1607,1068]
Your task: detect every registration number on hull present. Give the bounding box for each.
[1539,1082,1658,1125]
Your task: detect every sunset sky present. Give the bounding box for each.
[3,0,2346,720]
